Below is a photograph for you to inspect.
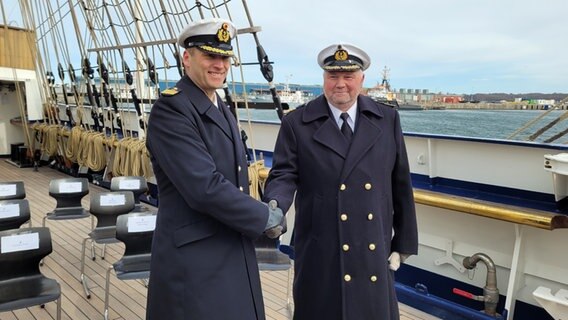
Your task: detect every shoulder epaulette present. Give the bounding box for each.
[161,87,181,96]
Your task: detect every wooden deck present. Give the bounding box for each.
[0,159,438,320]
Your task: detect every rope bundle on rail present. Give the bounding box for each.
[110,138,152,179]
[248,160,266,200]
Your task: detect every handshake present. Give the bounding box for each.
[263,200,286,239]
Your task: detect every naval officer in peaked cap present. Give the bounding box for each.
[146,17,284,320]
[264,42,418,320]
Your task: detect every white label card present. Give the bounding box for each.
[128,215,157,233]
[0,184,17,197]
[100,194,126,206]
[0,203,20,218]
[78,166,89,174]
[119,179,141,190]
[1,232,40,253]
[59,182,82,193]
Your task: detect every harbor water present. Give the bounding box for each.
[238,108,568,144]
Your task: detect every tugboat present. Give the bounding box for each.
[366,66,424,110]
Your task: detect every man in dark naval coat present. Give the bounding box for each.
[263,43,419,319]
[145,18,284,320]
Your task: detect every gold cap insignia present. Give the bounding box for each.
[216,23,231,43]
[334,49,348,61]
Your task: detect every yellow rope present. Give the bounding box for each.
[64,126,83,162]
[76,131,107,171]
[76,130,90,167]
[42,124,61,157]
[107,137,150,178]
[112,137,127,176]
[127,139,146,176]
[248,159,265,200]
[58,126,70,161]
[89,133,108,171]
[141,144,153,179]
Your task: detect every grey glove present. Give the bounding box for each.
[264,200,285,239]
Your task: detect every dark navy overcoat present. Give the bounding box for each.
[145,76,268,319]
[264,94,418,320]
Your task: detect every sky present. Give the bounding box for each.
[2,0,567,94]
[239,0,568,94]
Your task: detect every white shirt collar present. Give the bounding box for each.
[328,101,357,131]
[212,95,219,108]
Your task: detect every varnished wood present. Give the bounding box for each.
[0,25,35,70]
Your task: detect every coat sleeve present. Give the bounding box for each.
[146,96,268,238]
[263,115,299,213]
[390,110,419,255]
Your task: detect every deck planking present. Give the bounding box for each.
[0,159,437,320]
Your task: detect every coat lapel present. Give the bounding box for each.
[180,76,233,140]
[219,99,241,151]
[313,120,349,159]
[206,105,233,141]
[305,96,349,159]
[340,97,384,180]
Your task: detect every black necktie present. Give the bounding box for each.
[340,112,353,141]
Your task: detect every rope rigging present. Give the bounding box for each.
[15,0,286,189]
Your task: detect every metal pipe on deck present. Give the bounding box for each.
[463,253,499,317]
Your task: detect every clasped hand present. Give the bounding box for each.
[264,200,286,239]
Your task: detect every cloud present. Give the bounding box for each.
[244,0,568,93]
[3,0,566,94]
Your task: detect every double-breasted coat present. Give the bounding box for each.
[264,94,418,320]
[145,76,269,320]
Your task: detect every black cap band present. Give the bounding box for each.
[323,54,364,68]
[185,35,232,50]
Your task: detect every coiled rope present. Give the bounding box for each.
[248,159,265,200]
[109,137,152,178]
[64,126,83,162]
[77,131,107,171]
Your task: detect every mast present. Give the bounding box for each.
[381,66,391,91]
[240,0,284,120]
[66,0,101,131]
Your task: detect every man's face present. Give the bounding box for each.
[184,48,231,95]
[323,70,365,111]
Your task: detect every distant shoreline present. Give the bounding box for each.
[421,102,567,110]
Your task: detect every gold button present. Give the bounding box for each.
[239,186,244,191]
[342,244,350,251]
[367,213,374,220]
[340,184,346,191]
[368,243,376,251]
[340,214,348,221]
[364,183,372,190]
[238,165,242,172]
[370,275,377,282]
[344,274,351,282]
